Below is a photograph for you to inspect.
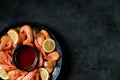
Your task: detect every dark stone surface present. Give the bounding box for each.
[0,0,120,80]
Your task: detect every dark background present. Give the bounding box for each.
[0,0,120,80]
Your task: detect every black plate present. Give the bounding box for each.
[0,23,62,80]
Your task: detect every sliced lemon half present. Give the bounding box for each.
[42,39,55,53]
[7,29,19,45]
[0,66,9,80]
[39,68,49,80]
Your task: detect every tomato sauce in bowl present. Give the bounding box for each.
[12,45,38,71]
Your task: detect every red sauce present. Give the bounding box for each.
[16,47,36,69]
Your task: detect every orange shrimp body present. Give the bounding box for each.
[34,34,45,50]
[16,72,28,80]
[46,51,60,61]
[20,25,33,43]
[8,70,22,80]
[0,35,13,50]
[38,51,43,67]
[40,29,50,39]
[19,33,26,43]
[22,69,37,80]
[0,51,11,65]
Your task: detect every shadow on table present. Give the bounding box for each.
[50,29,71,80]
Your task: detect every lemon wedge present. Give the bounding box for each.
[7,29,19,45]
[42,39,55,53]
[0,66,9,80]
[39,68,49,80]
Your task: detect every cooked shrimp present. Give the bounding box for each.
[19,33,26,43]
[5,51,12,62]
[6,49,12,56]
[0,62,17,72]
[20,25,33,43]
[0,51,16,71]
[5,51,17,69]
[23,42,34,47]
[8,70,22,80]
[7,48,15,56]
[44,60,56,74]
[35,72,39,80]
[16,72,28,80]
[46,51,60,61]
[38,51,43,67]
[19,32,33,46]
[40,29,50,39]
[17,75,25,80]
[44,60,56,68]
[0,35,13,50]
[41,48,47,59]
[22,69,37,80]
[35,29,50,49]
[0,51,11,64]
[34,34,45,50]
[31,77,35,80]
[0,64,11,72]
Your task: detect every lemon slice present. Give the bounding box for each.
[0,66,9,79]
[7,29,19,45]
[42,39,55,53]
[39,68,49,80]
